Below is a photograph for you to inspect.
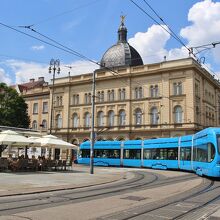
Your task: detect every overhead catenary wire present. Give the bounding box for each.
[0,21,216,114]
[142,0,189,53]
[0,21,203,113]
[129,0,192,56]
[24,27,196,113]
[130,0,220,82]
[23,0,101,27]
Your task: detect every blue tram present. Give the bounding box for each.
[78,127,220,177]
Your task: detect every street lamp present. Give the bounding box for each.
[49,59,60,135]
[90,70,96,174]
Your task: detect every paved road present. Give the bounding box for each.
[0,165,219,220]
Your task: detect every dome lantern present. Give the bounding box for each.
[118,15,127,43]
[100,16,143,69]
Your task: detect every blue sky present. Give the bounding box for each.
[0,0,220,84]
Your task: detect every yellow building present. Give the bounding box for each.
[20,20,220,148]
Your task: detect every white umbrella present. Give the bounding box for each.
[36,134,77,149]
[27,136,41,146]
[0,130,37,146]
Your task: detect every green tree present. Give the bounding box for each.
[0,83,30,128]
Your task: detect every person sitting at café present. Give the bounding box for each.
[7,154,15,170]
[30,155,38,170]
[10,155,25,171]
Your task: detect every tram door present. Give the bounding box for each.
[179,147,192,170]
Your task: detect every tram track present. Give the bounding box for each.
[0,171,156,215]
[0,170,198,216]
[97,177,215,220]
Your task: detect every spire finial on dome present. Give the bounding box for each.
[120,15,126,25]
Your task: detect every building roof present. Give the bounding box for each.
[100,17,143,69]
[14,77,47,93]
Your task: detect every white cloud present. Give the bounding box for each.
[128,24,170,64]
[128,0,220,70]
[31,45,45,51]
[180,0,220,46]
[180,0,220,67]
[4,59,97,84]
[0,68,12,85]
[166,47,189,61]
[61,60,97,76]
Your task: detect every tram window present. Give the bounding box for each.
[78,150,82,158]
[167,148,178,160]
[160,149,167,160]
[180,147,191,161]
[124,149,141,159]
[144,149,151,159]
[208,143,215,162]
[94,149,120,159]
[193,143,215,162]
[81,149,90,158]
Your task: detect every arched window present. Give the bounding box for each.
[119,109,126,126]
[108,110,114,127]
[72,113,78,128]
[174,106,183,123]
[42,119,47,129]
[150,85,159,98]
[135,87,142,99]
[84,112,90,127]
[32,120,37,130]
[150,85,154,97]
[107,90,111,101]
[135,108,142,125]
[97,111,104,127]
[88,93,92,104]
[85,93,91,104]
[72,94,79,105]
[155,85,158,97]
[119,88,126,100]
[97,91,104,102]
[56,114,62,128]
[56,96,60,106]
[97,91,101,103]
[150,107,158,125]
[60,96,63,106]
[101,91,104,102]
[84,93,88,104]
[107,90,115,101]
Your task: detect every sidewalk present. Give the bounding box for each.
[0,165,129,197]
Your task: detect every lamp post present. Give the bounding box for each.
[90,70,96,174]
[49,59,60,135]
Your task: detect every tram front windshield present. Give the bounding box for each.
[217,135,220,153]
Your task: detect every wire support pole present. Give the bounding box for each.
[90,70,96,174]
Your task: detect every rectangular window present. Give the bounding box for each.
[173,82,182,95]
[42,102,48,113]
[33,103,38,114]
